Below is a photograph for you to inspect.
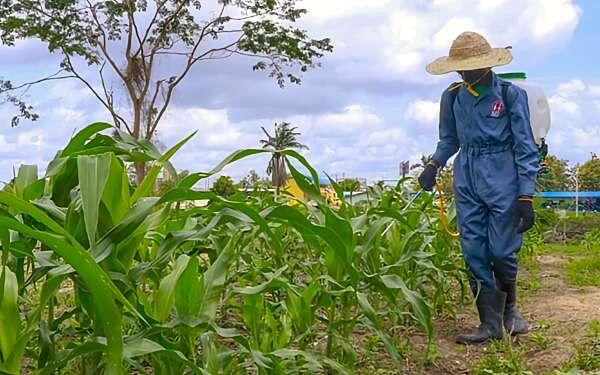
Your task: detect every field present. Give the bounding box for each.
[0,123,599,374]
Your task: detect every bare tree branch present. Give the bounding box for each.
[3,70,76,93]
[86,1,129,85]
[99,62,131,132]
[63,51,130,130]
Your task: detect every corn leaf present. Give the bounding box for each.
[77,154,111,248]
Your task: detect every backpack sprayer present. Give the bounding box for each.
[435,72,552,237]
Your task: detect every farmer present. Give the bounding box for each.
[418,32,539,344]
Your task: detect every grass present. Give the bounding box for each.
[529,332,551,351]
[562,254,600,287]
[558,321,600,373]
[471,339,533,375]
[542,243,594,256]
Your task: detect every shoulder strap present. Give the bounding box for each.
[501,81,511,111]
[448,82,460,106]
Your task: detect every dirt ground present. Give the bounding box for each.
[408,252,600,375]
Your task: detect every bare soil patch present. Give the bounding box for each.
[406,252,600,375]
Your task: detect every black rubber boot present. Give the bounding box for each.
[498,281,528,335]
[455,287,506,344]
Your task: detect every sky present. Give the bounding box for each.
[1,0,599,185]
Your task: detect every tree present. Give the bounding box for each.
[0,1,332,183]
[260,122,308,188]
[239,169,270,190]
[410,154,433,171]
[577,157,600,191]
[156,169,189,196]
[536,155,570,192]
[340,178,360,202]
[211,175,236,197]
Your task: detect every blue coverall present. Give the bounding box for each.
[432,72,539,291]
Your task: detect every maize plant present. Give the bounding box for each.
[0,123,465,374]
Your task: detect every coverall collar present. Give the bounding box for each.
[474,71,499,104]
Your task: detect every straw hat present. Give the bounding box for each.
[426,32,512,75]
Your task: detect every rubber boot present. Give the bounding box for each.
[455,287,506,344]
[498,281,528,335]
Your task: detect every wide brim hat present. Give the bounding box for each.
[426,32,513,75]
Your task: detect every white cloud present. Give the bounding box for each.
[302,0,391,21]
[0,135,16,154]
[313,105,384,137]
[0,0,590,184]
[588,85,600,97]
[556,79,586,97]
[548,95,579,114]
[548,78,587,115]
[17,129,47,148]
[528,0,581,43]
[406,100,439,127]
[303,0,581,83]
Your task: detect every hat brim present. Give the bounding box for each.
[426,48,513,75]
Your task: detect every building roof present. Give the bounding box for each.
[537,191,600,199]
[306,175,331,185]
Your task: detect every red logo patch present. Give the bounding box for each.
[490,100,504,117]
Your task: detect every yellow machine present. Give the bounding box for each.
[284,178,341,206]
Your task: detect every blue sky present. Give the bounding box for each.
[1,0,598,184]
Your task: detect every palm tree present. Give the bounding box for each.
[260,122,309,188]
[410,154,434,170]
[340,178,361,203]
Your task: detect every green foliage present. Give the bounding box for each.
[572,341,600,371]
[563,254,600,287]
[472,340,533,375]
[537,155,570,192]
[156,170,189,196]
[582,227,600,252]
[211,175,237,197]
[529,333,551,350]
[239,170,271,190]
[0,0,332,137]
[561,321,600,373]
[260,122,309,187]
[339,178,361,193]
[0,122,465,374]
[577,156,600,191]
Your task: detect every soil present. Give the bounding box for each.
[406,252,600,375]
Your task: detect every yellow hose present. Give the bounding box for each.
[435,182,460,238]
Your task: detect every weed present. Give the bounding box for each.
[530,332,551,350]
[544,243,594,256]
[588,320,600,337]
[519,276,543,297]
[572,342,600,371]
[472,339,533,375]
[563,255,600,287]
[536,318,554,330]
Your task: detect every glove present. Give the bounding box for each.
[516,197,535,233]
[418,162,438,191]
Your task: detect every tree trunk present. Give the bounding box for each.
[131,98,145,185]
[134,161,145,186]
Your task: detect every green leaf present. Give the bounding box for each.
[77,154,111,248]
[154,255,192,322]
[380,274,432,339]
[101,154,130,224]
[14,164,37,199]
[356,292,403,372]
[61,122,113,156]
[198,233,239,320]
[0,217,125,374]
[0,267,20,374]
[175,256,201,319]
[131,131,196,204]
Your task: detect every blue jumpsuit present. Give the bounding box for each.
[432,73,539,291]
